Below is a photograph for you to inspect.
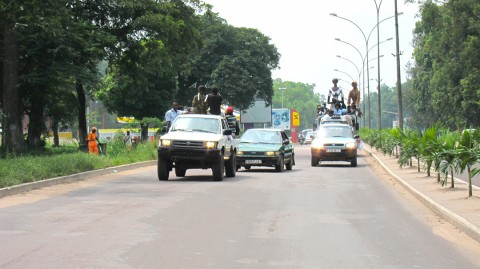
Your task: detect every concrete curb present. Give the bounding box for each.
[0,160,157,199]
[365,147,480,244]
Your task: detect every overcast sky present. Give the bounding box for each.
[204,0,420,97]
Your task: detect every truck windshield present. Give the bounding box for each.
[171,118,221,134]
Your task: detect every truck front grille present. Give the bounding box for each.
[172,140,204,149]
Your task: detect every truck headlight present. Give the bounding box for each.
[161,139,172,147]
[346,142,356,149]
[205,141,216,149]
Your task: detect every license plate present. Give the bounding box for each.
[326,149,341,153]
[245,160,262,164]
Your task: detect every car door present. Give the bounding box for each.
[222,119,234,158]
[281,131,293,160]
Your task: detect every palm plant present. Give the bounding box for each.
[456,129,480,197]
[435,130,461,188]
[419,124,443,177]
[379,129,396,156]
[389,128,403,158]
[398,128,421,171]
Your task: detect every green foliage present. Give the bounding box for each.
[410,0,480,130]
[272,79,324,130]
[177,11,280,110]
[435,129,461,187]
[364,126,480,197]
[419,124,444,176]
[99,0,203,121]
[398,128,422,170]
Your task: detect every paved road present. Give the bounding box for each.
[0,147,479,268]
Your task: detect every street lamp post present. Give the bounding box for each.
[279,87,286,109]
[334,69,355,82]
[336,55,361,83]
[374,0,384,129]
[331,13,402,129]
[333,38,367,127]
[394,0,404,130]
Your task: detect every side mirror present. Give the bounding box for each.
[162,126,168,133]
[223,129,233,136]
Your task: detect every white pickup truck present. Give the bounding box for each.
[157,114,237,181]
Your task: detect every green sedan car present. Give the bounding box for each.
[237,128,295,172]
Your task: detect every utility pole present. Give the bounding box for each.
[394,0,404,129]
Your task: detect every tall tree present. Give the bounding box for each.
[99,0,203,139]
[1,1,25,153]
[178,11,280,110]
[410,0,480,130]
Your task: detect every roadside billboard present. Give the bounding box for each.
[272,109,290,130]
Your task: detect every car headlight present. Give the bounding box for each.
[237,151,244,156]
[205,141,217,149]
[265,151,278,156]
[311,140,324,149]
[161,139,172,147]
[346,142,356,149]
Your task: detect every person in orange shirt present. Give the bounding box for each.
[87,127,100,155]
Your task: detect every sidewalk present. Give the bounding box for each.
[363,144,480,244]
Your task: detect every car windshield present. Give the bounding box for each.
[240,130,282,144]
[316,126,352,138]
[170,117,220,134]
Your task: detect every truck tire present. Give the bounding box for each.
[157,158,169,181]
[225,151,236,177]
[212,153,225,181]
[350,156,358,167]
[175,165,186,177]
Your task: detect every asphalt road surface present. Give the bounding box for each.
[0,146,479,268]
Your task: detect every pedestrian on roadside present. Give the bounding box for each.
[124,130,132,149]
[207,86,223,115]
[87,127,100,155]
[192,85,208,114]
[356,135,364,150]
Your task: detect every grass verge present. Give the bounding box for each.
[0,139,158,189]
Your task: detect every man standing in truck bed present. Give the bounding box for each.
[225,106,240,136]
[192,85,208,114]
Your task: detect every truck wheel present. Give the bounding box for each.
[275,156,284,172]
[175,165,186,177]
[225,151,236,177]
[350,156,358,167]
[157,158,169,181]
[212,153,225,181]
[311,157,319,167]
